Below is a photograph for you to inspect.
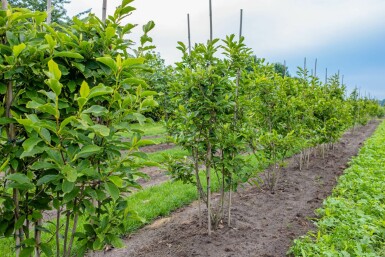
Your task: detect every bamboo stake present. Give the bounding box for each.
[283,60,286,78]
[314,58,317,77]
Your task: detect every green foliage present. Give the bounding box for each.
[0,2,156,256]
[8,0,71,24]
[274,62,290,77]
[167,35,256,230]
[289,120,385,257]
[167,31,382,232]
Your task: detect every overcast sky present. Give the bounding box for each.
[64,0,385,99]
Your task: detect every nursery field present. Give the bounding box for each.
[1,1,385,257]
[90,120,383,257]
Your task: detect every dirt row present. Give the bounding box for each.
[92,120,380,257]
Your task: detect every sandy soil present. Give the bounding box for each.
[91,120,380,257]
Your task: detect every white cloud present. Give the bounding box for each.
[65,0,385,62]
[63,0,385,97]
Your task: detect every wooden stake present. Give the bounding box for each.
[1,0,7,9]
[47,0,52,24]
[239,9,243,39]
[325,68,328,84]
[187,14,191,55]
[209,0,213,41]
[102,0,107,23]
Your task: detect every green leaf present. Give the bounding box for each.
[135,139,155,148]
[72,145,102,161]
[62,180,75,193]
[110,235,125,248]
[93,238,103,250]
[77,97,88,110]
[36,175,60,186]
[20,146,45,159]
[143,20,155,33]
[14,215,26,230]
[63,187,80,203]
[6,174,31,185]
[31,162,58,170]
[6,31,19,46]
[96,57,117,73]
[40,243,53,257]
[6,173,34,190]
[22,137,42,153]
[83,105,108,116]
[88,84,113,99]
[38,90,56,101]
[72,63,85,73]
[91,124,110,137]
[80,81,90,98]
[48,59,62,80]
[0,117,15,125]
[109,176,123,188]
[54,51,84,59]
[46,78,63,96]
[105,182,120,201]
[39,128,51,144]
[20,247,34,257]
[122,58,145,67]
[45,34,56,49]
[132,113,146,125]
[105,26,116,40]
[59,116,76,132]
[12,43,26,58]
[0,157,9,172]
[38,103,57,117]
[63,165,77,182]
[142,91,157,97]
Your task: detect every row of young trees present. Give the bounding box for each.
[164,36,384,235]
[1,1,383,256]
[0,1,158,256]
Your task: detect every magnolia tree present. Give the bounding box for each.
[167,36,254,234]
[0,1,157,256]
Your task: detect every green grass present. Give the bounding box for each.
[130,122,167,137]
[289,120,385,256]
[2,121,374,256]
[0,167,222,257]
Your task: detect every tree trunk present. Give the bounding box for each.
[206,141,212,235]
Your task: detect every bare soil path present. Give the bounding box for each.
[92,120,380,257]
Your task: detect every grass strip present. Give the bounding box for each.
[289,120,385,256]
[130,122,167,137]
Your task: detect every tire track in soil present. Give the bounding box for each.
[91,120,380,257]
